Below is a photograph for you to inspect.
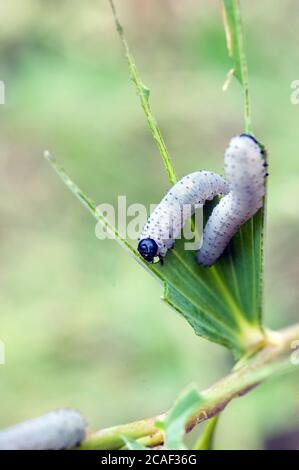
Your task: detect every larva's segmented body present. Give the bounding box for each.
[0,409,86,450]
[197,134,267,266]
[138,171,229,263]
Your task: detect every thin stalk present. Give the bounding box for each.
[222,0,252,133]
[108,0,177,185]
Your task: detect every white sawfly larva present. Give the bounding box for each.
[0,409,86,450]
[138,171,229,263]
[197,134,267,267]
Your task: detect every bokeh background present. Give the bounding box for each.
[1,0,299,450]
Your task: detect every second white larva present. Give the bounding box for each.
[138,171,229,263]
[197,134,267,267]
[0,409,86,450]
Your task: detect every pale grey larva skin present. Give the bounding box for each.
[0,409,86,450]
[139,171,229,259]
[197,135,267,267]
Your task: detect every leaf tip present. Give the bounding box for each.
[222,67,235,91]
[44,150,54,162]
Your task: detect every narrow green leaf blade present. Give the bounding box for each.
[153,198,266,357]
[157,386,203,450]
[108,0,177,185]
[222,0,251,133]
[122,436,147,451]
[194,415,219,450]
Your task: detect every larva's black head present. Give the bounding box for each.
[138,238,158,263]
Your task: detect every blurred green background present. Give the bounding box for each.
[0,0,299,450]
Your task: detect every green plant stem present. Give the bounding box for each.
[76,323,299,449]
[108,0,177,185]
[77,416,162,451]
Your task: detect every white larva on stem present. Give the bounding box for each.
[197,134,267,267]
[0,409,86,450]
[138,171,229,263]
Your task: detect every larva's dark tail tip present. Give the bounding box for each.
[240,133,260,146]
[240,133,266,153]
[240,133,267,157]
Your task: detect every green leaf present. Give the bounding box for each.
[156,201,266,357]
[194,415,219,450]
[122,436,147,451]
[157,386,203,450]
